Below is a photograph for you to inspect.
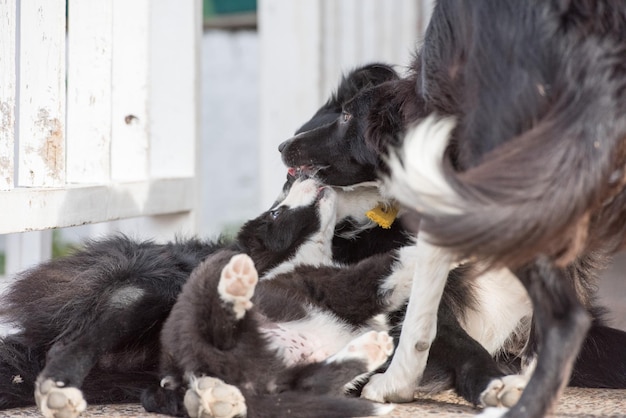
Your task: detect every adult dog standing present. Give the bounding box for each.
[364,1,626,417]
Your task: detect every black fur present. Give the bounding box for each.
[386,1,626,416]
[0,236,222,409]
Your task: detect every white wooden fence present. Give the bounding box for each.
[0,0,432,276]
[0,0,201,274]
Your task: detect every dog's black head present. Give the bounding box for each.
[236,178,337,273]
[278,63,401,186]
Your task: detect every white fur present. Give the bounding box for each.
[382,114,463,216]
[263,180,337,280]
[361,235,455,403]
[378,243,419,311]
[334,183,384,223]
[477,407,509,418]
[108,286,145,309]
[262,307,369,366]
[463,268,532,355]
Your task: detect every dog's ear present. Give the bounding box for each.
[365,86,405,155]
[349,63,400,89]
[336,63,399,104]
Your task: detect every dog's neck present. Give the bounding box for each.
[334,182,400,231]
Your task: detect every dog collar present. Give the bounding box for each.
[366,203,399,229]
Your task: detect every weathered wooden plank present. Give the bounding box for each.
[0,178,195,234]
[0,0,16,190]
[18,0,66,187]
[110,0,150,181]
[149,0,200,179]
[66,0,113,184]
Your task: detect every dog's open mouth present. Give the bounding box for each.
[287,165,318,177]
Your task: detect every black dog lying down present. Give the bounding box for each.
[280,56,626,411]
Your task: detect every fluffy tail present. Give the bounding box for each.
[0,335,45,409]
[384,113,621,268]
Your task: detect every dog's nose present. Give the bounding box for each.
[278,138,291,153]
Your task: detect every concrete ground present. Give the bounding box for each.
[3,388,626,417]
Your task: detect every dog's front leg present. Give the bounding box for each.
[361,233,454,403]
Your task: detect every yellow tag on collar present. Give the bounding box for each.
[366,203,399,229]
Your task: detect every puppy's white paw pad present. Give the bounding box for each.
[185,376,247,418]
[218,254,258,318]
[347,331,394,371]
[498,375,527,407]
[35,378,87,418]
[480,374,527,408]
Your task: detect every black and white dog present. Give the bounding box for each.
[378,2,626,417]
[279,18,626,413]
[143,177,407,418]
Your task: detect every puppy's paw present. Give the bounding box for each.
[35,378,87,418]
[361,371,415,404]
[342,331,395,372]
[184,376,246,418]
[218,254,258,319]
[480,374,527,408]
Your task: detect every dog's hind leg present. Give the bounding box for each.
[361,235,454,403]
[150,252,262,417]
[500,257,591,417]
[34,284,169,418]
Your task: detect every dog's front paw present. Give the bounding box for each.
[35,378,87,418]
[361,372,415,403]
[218,254,258,319]
[480,374,527,408]
[184,376,247,418]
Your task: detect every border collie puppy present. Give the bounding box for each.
[279,58,626,412]
[371,1,626,417]
[0,178,397,418]
[142,177,409,418]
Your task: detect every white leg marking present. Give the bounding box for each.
[35,378,87,418]
[378,243,419,311]
[480,374,528,408]
[184,375,247,418]
[218,254,258,319]
[361,235,453,403]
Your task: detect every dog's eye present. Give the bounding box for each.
[342,112,352,122]
[269,207,284,220]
